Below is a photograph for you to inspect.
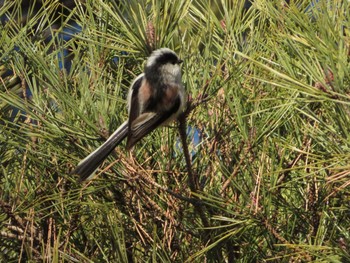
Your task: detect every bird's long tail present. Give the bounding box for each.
[71,121,128,181]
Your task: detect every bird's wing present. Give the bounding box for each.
[126,95,181,150]
[128,75,144,126]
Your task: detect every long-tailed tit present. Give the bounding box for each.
[72,48,186,181]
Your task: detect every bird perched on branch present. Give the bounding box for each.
[72,48,186,181]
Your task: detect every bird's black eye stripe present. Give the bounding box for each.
[156,52,179,65]
[172,59,183,65]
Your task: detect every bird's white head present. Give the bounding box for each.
[145,48,183,85]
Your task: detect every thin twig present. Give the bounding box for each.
[178,101,209,228]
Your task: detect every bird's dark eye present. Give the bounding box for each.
[171,59,182,65]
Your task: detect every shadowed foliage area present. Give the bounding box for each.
[1,0,350,262]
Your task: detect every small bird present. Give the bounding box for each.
[72,48,186,181]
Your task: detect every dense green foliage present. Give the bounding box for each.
[1,0,350,262]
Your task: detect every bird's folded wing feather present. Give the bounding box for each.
[126,96,181,149]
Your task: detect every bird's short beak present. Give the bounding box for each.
[178,59,183,64]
